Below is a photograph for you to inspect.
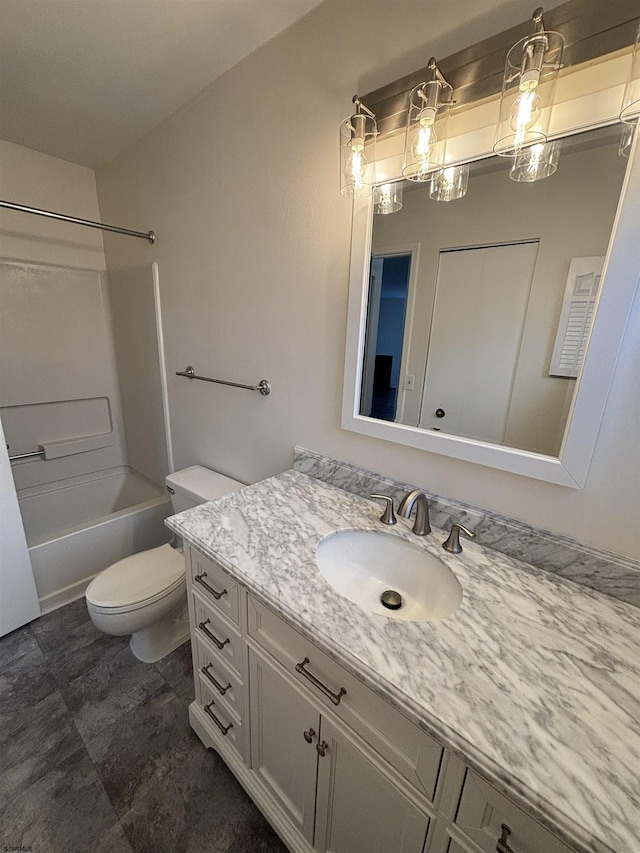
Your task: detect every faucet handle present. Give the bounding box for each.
[442,523,476,554]
[370,494,397,525]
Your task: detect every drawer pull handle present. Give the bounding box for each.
[198,619,230,650]
[201,664,231,695]
[316,740,329,758]
[295,657,347,706]
[497,824,515,853]
[303,727,316,744]
[203,701,233,736]
[195,572,227,600]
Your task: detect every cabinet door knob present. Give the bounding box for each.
[496,824,515,853]
[316,740,329,758]
[303,727,316,744]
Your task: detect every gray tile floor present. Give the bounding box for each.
[0,599,288,853]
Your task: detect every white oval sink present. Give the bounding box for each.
[316,530,462,622]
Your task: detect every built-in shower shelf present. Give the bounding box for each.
[40,433,113,459]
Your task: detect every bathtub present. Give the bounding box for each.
[18,466,171,612]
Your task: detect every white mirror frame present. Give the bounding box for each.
[342,59,640,487]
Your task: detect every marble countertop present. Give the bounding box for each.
[166,470,640,853]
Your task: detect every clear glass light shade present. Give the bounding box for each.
[620,24,640,124]
[429,164,469,201]
[509,139,561,182]
[403,79,452,181]
[374,182,403,214]
[619,122,637,159]
[494,30,564,156]
[340,112,377,198]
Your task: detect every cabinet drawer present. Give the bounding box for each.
[192,590,243,678]
[455,769,575,853]
[194,632,243,719]
[197,677,244,760]
[189,548,239,627]
[248,596,443,802]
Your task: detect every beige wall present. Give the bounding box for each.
[95,0,639,559]
[0,140,106,270]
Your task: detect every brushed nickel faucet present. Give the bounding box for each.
[398,490,431,536]
[370,494,397,525]
[442,522,476,553]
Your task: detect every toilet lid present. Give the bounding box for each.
[86,544,185,610]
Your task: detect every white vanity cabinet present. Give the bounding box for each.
[184,546,581,853]
[247,598,438,853]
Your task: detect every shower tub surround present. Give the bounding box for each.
[20,466,170,611]
[294,447,640,607]
[167,468,640,853]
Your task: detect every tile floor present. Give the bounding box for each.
[0,599,288,853]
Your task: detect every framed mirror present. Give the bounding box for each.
[342,121,639,487]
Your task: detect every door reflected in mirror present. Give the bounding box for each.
[361,124,628,456]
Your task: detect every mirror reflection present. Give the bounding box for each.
[361,125,629,456]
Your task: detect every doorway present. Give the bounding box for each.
[360,254,412,422]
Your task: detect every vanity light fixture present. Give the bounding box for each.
[620,24,640,125]
[340,95,377,198]
[373,182,403,214]
[494,7,564,157]
[402,58,453,181]
[509,138,561,182]
[429,164,469,201]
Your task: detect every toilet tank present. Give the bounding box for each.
[165,466,245,514]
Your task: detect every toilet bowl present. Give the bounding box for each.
[85,466,244,663]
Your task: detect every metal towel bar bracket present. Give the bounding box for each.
[176,365,271,396]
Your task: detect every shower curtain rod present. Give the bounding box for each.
[0,199,156,243]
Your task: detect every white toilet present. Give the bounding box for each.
[85,466,244,663]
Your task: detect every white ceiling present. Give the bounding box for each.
[0,0,324,168]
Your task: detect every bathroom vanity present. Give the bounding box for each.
[166,470,640,853]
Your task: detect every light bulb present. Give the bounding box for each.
[346,137,367,192]
[440,168,456,192]
[429,164,469,202]
[374,183,403,214]
[509,139,561,182]
[509,89,542,148]
[524,143,544,177]
[409,110,438,178]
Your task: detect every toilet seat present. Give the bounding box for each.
[86,544,185,614]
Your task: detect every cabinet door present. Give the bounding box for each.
[248,645,319,844]
[455,770,575,853]
[314,716,430,853]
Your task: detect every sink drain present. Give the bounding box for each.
[380,590,403,610]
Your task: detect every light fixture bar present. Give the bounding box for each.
[360,0,635,139]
